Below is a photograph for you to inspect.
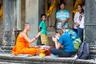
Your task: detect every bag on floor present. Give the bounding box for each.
[72,41,90,64]
[77,41,90,59]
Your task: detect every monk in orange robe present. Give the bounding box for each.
[12,23,41,55]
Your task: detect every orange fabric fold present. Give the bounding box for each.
[12,34,39,55]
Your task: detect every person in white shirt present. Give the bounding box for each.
[74,4,84,42]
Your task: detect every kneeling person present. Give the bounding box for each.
[51,27,81,57]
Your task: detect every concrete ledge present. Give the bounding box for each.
[0,54,95,64]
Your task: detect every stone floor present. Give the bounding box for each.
[0,53,95,64]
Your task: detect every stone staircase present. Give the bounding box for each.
[0,45,13,53]
[89,44,96,59]
[0,53,95,64]
[0,43,96,64]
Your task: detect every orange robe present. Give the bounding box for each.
[12,34,39,55]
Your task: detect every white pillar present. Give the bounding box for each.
[26,0,39,45]
[3,0,15,45]
[16,0,21,30]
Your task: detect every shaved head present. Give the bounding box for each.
[24,23,30,31]
[25,23,30,26]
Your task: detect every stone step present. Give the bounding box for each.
[90,47,96,49]
[0,46,13,50]
[0,49,11,53]
[0,46,13,53]
[0,54,95,64]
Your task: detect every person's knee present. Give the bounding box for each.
[51,48,58,55]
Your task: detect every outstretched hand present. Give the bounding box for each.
[35,32,41,38]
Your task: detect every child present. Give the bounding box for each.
[39,14,49,45]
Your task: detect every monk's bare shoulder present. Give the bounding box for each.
[19,32,24,37]
[20,32,27,38]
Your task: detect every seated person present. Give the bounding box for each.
[51,27,81,57]
[12,23,41,55]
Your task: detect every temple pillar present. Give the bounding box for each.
[26,0,39,45]
[3,0,16,46]
[16,0,21,30]
[85,0,96,59]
